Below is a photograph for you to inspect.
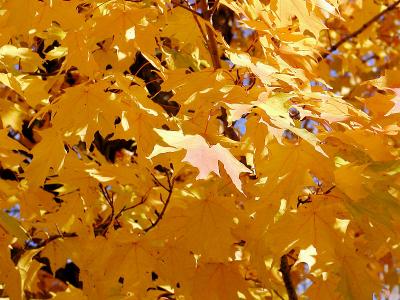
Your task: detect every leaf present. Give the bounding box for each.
[0,211,29,246]
[305,275,341,300]
[265,195,346,259]
[24,129,66,188]
[271,0,328,37]
[188,262,250,300]
[335,241,382,300]
[334,164,369,201]
[226,51,277,86]
[251,92,327,155]
[0,74,51,107]
[368,70,400,116]
[155,182,242,259]
[385,88,400,116]
[0,241,22,300]
[149,129,251,192]
[163,7,206,47]
[256,140,332,206]
[0,45,43,72]
[50,81,121,143]
[51,285,88,300]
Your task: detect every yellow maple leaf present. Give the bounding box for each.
[24,129,66,188]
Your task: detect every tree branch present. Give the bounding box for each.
[151,172,169,191]
[199,0,221,69]
[143,176,174,232]
[97,184,115,236]
[171,0,203,17]
[208,0,220,17]
[319,0,400,61]
[273,289,285,300]
[114,194,148,221]
[99,183,114,219]
[170,0,221,68]
[280,254,298,300]
[34,232,78,248]
[204,22,221,69]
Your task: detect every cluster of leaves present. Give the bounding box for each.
[0,0,399,299]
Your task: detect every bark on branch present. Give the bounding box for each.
[172,0,221,68]
[280,254,298,300]
[319,0,400,61]
[143,172,174,232]
[199,0,221,68]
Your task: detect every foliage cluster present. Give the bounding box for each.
[0,0,400,299]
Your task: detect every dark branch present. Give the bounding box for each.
[280,254,298,300]
[99,183,114,218]
[114,196,147,220]
[34,232,78,248]
[170,0,222,69]
[151,172,169,191]
[319,0,400,61]
[208,0,220,17]
[170,0,203,17]
[143,176,174,232]
[199,0,221,68]
[273,289,285,300]
[176,0,221,69]
[95,184,117,236]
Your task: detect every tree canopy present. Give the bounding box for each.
[0,0,400,299]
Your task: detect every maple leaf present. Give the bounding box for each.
[0,45,43,72]
[154,181,243,259]
[24,129,66,188]
[188,262,250,299]
[149,129,251,192]
[368,70,400,116]
[306,274,341,300]
[265,198,347,259]
[255,140,333,208]
[385,88,400,116]
[271,0,329,37]
[0,241,22,300]
[335,240,383,300]
[163,7,206,47]
[0,211,29,246]
[48,81,121,144]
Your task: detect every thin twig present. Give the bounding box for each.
[98,184,116,236]
[34,232,78,248]
[273,289,285,300]
[171,0,203,17]
[143,177,174,232]
[192,13,209,45]
[204,23,221,69]
[171,0,221,69]
[21,70,61,77]
[199,0,221,68]
[208,0,220,17]
[112,170,174,233]
[151,173,169,191]
[114,197,146,220]
[113,186,152,222]
[319,0,400,61]
[280,254,298,300]
[99,183,114,219]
